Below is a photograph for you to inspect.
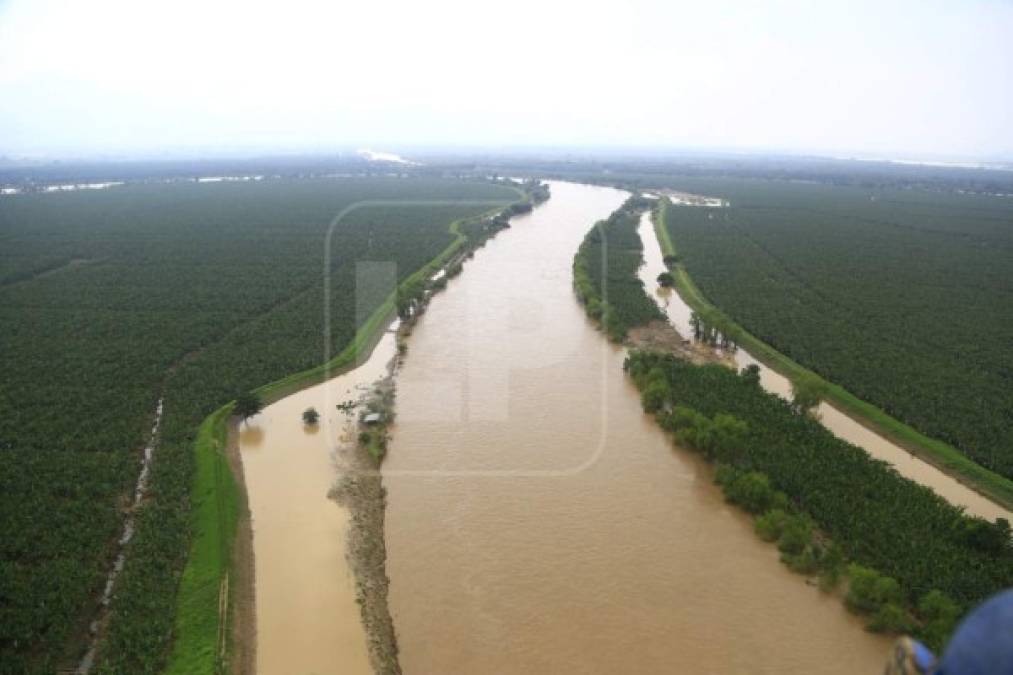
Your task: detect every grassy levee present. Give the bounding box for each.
[654,199,1013,511]
[164,406,236,675]
[165,197,522,674]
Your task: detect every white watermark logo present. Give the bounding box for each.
[314,194,615,477]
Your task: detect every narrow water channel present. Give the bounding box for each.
[384,182,887,674]
[238,334,399,674]
[637,212,1011,523]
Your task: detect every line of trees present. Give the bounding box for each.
[572,196,663,341]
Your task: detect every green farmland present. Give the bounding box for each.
[653,179,1013,483]
[0,176,518,673]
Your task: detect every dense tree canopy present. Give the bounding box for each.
[0,176,518,673]
[572,196,663,340]
[625,351,1013,640]
[658,179,1013,480]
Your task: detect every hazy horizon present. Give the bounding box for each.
[2,0,1011,162]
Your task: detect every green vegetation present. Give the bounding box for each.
[655,182,1013,480]
[653,196,1013,509]
[790,375,826,415]
[0,176,521,673]
[625,350,1013,649]
[233,392,262,423]
[356,379,396,464]
[572,196,663,340]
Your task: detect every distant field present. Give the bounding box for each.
[0,177,518,673]
[654,178,1013,481]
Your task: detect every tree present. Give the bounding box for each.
[818,543,846,591]
[711,413,748,461]
[845,564,902,615]
[869,603,912,633]
[777,515,814,555]
[956,516,1011,554]
[234,392,262,423]
[657,271,675,287]
[791,375,826,414]
[755,508,790,542]
[641,380,670,414]
[302,407,320,425]
[741,364,761,387]
[918,590,961,650]
[723,471,778,514]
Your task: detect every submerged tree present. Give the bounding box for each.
[741,364,762,387]
[302,407,320,425]
[791,375,827,414]
[234,391,263,424]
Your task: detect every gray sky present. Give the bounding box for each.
[1,0,1011,160]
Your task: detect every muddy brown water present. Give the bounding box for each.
[637,212,1011,524]
[238,335,400,674]
[384,182,888,674]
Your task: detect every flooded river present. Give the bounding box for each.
[637,212,1011,524]
[384,182,887,674]
[238,335,400,674]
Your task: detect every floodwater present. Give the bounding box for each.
[238,334,399,674]
[637,212,1011,523]
[384,182,888,674]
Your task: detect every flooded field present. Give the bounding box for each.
[383,182,887,674]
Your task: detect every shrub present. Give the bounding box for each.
[641,380,670,414]
[755,509,790,542]
[723,471,777,514]
[776,515,813,556]
[818,544,846,591]
[783,546,821,575]
[918,590,961,651]
[955,516,1011,554]
[869,603,912,633]
[846,564,903,615]
[740,364,761,387]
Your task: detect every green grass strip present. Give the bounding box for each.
[654,199,1013,512]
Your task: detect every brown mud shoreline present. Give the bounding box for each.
[626,319,733,367]
[330,423,401,675]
